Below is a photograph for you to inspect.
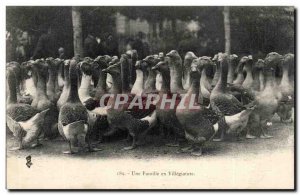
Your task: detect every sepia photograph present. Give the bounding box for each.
[5,4,295,190]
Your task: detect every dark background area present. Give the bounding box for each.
[6,6,294,59]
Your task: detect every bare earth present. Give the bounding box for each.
[6,112,295,189]
[7,113,294,159]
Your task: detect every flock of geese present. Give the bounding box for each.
[6,50,294,156]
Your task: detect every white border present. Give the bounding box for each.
[0,0,298,194]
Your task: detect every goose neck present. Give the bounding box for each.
[170,65,184,92]
[7,71,17,104]
[66,65,80,102]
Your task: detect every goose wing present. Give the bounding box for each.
[211,94,245,116]
[7,104,38,122]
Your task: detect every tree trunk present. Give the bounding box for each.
[223,6,231,54]
[152,21,157,38]
[72,6,83,57]
[159,20,163,38]
[171,19,177,38]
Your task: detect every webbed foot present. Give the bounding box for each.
[180,146,194,153]
[10,146,23,151]
[246,134,257,139]
[31,142,42,148]
[165,143,180,147]
[62,150,77,154]
[212,138,223,142]
[122,145,136,150]
[191,148,203,156]
[260,134,273,139]
[88,147,103,152]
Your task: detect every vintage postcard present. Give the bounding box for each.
[6,5,295,190]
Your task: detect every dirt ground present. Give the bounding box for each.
[6,112,295,189]
[6,112,294,160]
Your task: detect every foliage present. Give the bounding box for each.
[6,6,294,58]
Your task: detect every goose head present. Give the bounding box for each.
[184,51,197,62]
[46,57,62,71]
[94,56,108,70]
[254,59,265,71]
[229,54,239,72]
[152,60,169,74]
[143,55,158,68]
[158,52,164,61]
[166,50,181,65]
[79,59,93,76]
[102,62,121,77]
[198,56,213,70]
[189,59,201,80]
[265,52,283,70]
[282,53,294,72]
[236,56,249,73]
[242,55,253,72]
[33,59,48,78]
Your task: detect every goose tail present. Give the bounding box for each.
[141,110,157,129]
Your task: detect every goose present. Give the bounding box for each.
[131,61,146,96]
[277,53,294,122]
[143,55,160,94]
[93,55,110,101]
[252,59,266,92]
[210,53,256,141]
[78,58,96,108]
[176,60,253,156]
[57,56,65,90]
[152,60,185,147]
[211,53,222,87]
[125,50,138,87]
[46,57,62,103]
[77,57,111,142]
[166,50,186,94]
[57,60,71,110]
[233,56,248,86]
[106,56,119,91]
[6,67,49,150]
[27,60,39,108]
[241,55,254,89]
[228,54,239,84]
[102,63,157,150]
[58,58,101,154]
[120,54,131,94]
[182,51,197,90]
[6,61,32,104]
[155,52,164,91]
[247,52,283,138]
[31,59,59,139]
[198,56,213,106]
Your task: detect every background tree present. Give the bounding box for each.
[223,6,231,54]
[72,6,83,57]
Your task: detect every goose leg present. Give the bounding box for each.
[10,140,23,151]
[191,145,203,156]
[245,125,256,139]
[259,124,273,139]
[165,136,180,147]
[123,135,137,150]
[165,127,181,147]
[31,139,42,148]
[86,134,102,152]
[213,128,224,142]
[63,141,74,154]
